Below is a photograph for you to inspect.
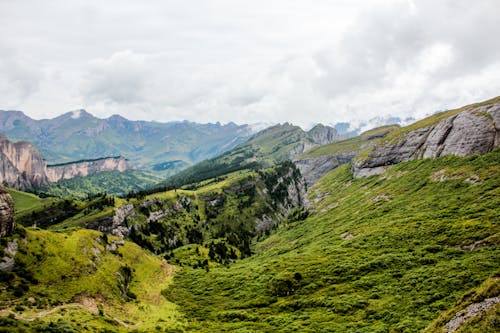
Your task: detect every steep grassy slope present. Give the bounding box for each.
[6,189,54,219]
[116,163,306,265]
[144,123,340,196]
[162,149,500,332]
[0,228,183,332]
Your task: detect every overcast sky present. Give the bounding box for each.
[1,0,499,130]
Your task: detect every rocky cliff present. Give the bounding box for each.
[293,125,400,186]
[294,153,357,187]
[352,98,500,177]
[46,156,130,182]
[0,185,15,237]
[0,134,130,189]
[0,134,48,189]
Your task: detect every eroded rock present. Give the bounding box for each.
[352,103,500,177]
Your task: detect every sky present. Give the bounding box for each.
[1,0,500,130]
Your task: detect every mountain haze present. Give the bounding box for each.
[0,110,253,173]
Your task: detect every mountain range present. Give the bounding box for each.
[0,96,499,332]
[0,110,254,173]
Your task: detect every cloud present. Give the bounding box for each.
[82,50,148,104]
[1,0,499,129]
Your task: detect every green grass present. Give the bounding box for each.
[162,149,500,332]
[0,228,184,332]
[38,169,163,199]
[300,125,400,158]
[7,188,54,218]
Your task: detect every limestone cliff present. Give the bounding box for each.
[352,99,500,177]
[0,185,15,237]
[0,135,48,189]
[293,125,400,186]
[0,134,130,189]
[294,153,357,187]
[46,156,130,182]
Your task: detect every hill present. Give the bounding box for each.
[0,227,184,332]
[0,97,499,332]
[162,148,500,332]
[145,123,341,194]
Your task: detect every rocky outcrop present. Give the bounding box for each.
[307,124,342,146]
[294,153,357,187]
[0,133,130,189]
[444,296,500,332]
[0,185,15,237]
[293,125,400,186]
[85,204,136,238]
[352,102,500,177]
[0,135,48,189]
[46,156,130,182]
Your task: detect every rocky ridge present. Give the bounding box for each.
[0,185,15,238]
[294,153,357,187]
[0,135,130,189]
[46,156,130,182]
[0,135,48,189]
[352,100,500,177]
[293,125,400,186]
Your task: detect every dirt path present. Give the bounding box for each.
[0,303,141,328]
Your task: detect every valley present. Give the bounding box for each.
[0,97,499,332]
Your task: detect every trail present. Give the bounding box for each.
[0,303,142,328]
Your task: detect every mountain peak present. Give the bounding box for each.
[56,109,95,121]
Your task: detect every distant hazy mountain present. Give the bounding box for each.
[333,115,416,136]
[0,109,253,174]
[152,122,342,191]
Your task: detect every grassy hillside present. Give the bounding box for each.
[8,189,123,231]
[162,149,500,332]
[143,123,339,196]
[122,163,306,265]
[300,125,400,158]
[0,228,184,332]
[38,170,162,200]
[6,189,55,219]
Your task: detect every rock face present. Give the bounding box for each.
[307,124,342,146]
[0,135,48,189]
[0,134,130,189]
[352,102,500,177]
[46,156,130,182]
[86,204,136,239]
[294,152,357,187]
[0,185,15,237]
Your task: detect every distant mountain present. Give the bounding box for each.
[0,134,131,190]
[148,122,342,192]
[0,110,254,173]
[333,115,416,136]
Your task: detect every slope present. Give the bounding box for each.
[162,149,500,332]
[146,123,340,194]
[0,227,184,332]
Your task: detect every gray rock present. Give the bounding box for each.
[353,103,500,177]
[444,296,500,332]
[294,152,357,187]
[0,185,15,237]
[85,204,135,238]
[0,238,18,271]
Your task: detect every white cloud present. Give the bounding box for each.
[0,0,499,129]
